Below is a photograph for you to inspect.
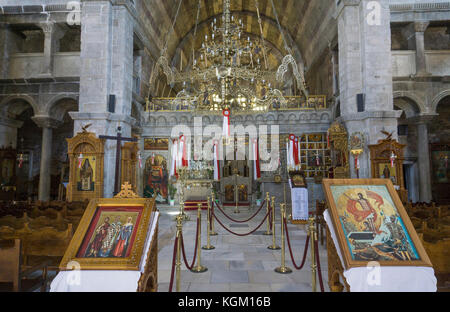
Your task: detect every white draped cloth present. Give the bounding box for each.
[324,210,437,292]
[290,180,308,221]
[50,212,159,292]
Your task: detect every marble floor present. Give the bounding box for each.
[156,203,329,292]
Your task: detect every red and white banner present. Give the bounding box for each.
[315,153,320,166]
[170,139,178,177]
[213,140,220,181]
[294,136,299,166]
[138,152,143,169]
[390,151,396,168]
[354,154,360,170]
[253,138,261,180]
[179,135,188,167]
[18,154,23,169]
[288,134,295,168]
[327,131,330,149]
[222,109,231,139]
[151,152,155,165]
[78,153,83,169]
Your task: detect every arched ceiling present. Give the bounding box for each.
[138,0,337,70]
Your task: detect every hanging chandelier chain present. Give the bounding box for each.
[191,0,202,66]
[255,0,268,70]
[162,0,183,57]
[269,0,292,55]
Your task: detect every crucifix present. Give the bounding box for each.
[99,126,138,195]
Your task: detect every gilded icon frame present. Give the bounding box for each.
[59,197,156,271]
[322,178,432,269]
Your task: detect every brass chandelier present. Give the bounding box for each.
[149,0,308,116]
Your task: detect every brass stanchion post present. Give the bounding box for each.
[263,192,272,235]
[210,192,218,236]
[268,196,281,250]
[202,196,215,250]
[191,203,208,273]
[175,214,183,292]
[309,216,317,292]
[275,203,292,274]
[234,174,240,214]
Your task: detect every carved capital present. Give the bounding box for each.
[414,21,430,33]
[31,115,63,129]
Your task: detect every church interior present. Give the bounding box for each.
[0,0,449,293]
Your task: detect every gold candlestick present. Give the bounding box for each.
[202,197,215,250]
[275,203,292,274]
[191,203,208,273]
[263,192,272,235]
[268,196,281,250]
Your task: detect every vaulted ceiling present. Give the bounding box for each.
[137,0,337,71]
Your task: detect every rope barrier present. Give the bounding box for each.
[315,237,325,292]
[212,208,270,237]
[180,218,200,270]
[214,200,266,223]
[269,202,273,230]
[168,235,178,292]
[283,217,309,270]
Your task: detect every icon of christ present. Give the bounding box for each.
[344,191,385,234]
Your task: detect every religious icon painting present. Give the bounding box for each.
[76,156,96,191]
[144,154,168,203]
[378,163,397,185]
[59,197,157,270]
[322,179,432,269]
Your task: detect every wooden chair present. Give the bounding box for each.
[0,239,49,292]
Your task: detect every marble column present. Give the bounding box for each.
[414,21,430,76]
[416,117,433,202]
[38,22,64,77]
[32,116,62,201]
[337,0,401,178]
[72,1,134,197]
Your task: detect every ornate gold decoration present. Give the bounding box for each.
[66,131,104,202]
[114,182,139,198]
[327,121,349,178]
[59,197,157,271]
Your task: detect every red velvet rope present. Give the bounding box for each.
[314,237,325,292]
[168,235,178,292]
[180,217,200,270]
[212,208,270,236]
[214,200,266,223]
[269,202,273,230]
[283,217,309,270]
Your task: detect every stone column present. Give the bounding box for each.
[0,117,23,148]
[413,21,430,76]
[415,116,434,203]
[39,22,65,77]
[72,1,134,197]
[337,0,401,178]
[32,116,62,201]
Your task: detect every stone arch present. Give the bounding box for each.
[321,113,330,121]
[393,95,421,119]
[156,116,167,126]
[288,113,297,122]
[299,114,307,121]
[169,116,178,125]
[431,89,450,113]
[393,91,426,114]
[256,115,264,123]
[179,116,189,124]
[0,95,38,118]
[46,95,79,121]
